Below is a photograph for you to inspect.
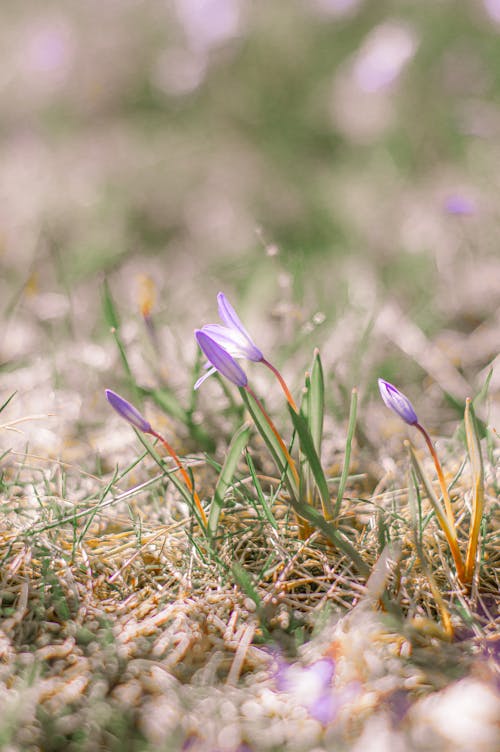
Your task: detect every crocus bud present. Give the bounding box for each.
[105,389,152,433]
[378,378,418,426]
[195,330,248,388]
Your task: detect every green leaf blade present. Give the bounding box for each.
[208,423,251,536]
[288,404,333,519]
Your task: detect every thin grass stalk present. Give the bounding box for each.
[208,423,251,536]
[149,430,207,527]
[406,441,465,583]
[288,404,334,520]
[240,387,310,538]
[244,387,300,488]
[300,372,314,512]
[245,450,279,529]
[102,279,140,403]
[333,387,358,520]
[464,398,485,584]
[408,470,453,638]
[300,350,325,513]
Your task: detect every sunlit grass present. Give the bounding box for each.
[1,2,500,749]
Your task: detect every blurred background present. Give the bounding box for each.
[1,0,499,453]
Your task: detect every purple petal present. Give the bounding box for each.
[307,658,336,686]
[217,292,263,361]
[217,291,246,331]
[201,324,247,354]
[309,691,340,725]
[386,689,411,727]
[105,390,152,433]
[194,365,217,390]
[273,656,291,692]
[195,330,248,388]
[378,379,418,426]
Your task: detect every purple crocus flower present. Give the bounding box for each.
[195,330,248,388]
[274,657,340,725]
[195,292,263,389]
[378,378,418,426]
[105,389,152,433]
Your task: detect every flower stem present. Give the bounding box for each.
[261,358,298,412]
[150,430,207,527]
[415,422,458,541]
[245,387,300,487]
[244,386,310,538]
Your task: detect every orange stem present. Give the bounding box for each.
[415,423,458,542]
[261,358,298,411]
[245,386,310,539]
[245,386,300,487]
[151,430,207,527]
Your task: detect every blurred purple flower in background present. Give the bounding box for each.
[444,194,476,216]
[273,657,344,725]
[378,378,418,426]
[175,0,243,53]
[484,0,500,24]
[352,21,418,93]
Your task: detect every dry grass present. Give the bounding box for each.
[1,423,498,750]
[1,3,500,748]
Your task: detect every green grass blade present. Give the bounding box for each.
[407,443,451,539]
[239,388,298,501]
[208,423,251,536]
[288,403,333,519]
[231,561,261,608]
[408,468,422,548]
[408,472,453,637]
[134,429,206,531]
[102,278,138,400]
[102,277,120,330]
[464,398,485,583]
[245,450,278,529]
[333,387,358,519]
[474,367,493,407]
[290,501,369,576]
[308,348,324,455]
[299,371,314,509]
[0,391,17,415]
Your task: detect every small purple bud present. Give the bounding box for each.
[444,195,475,216]
[378,378,418,426]
[105,389,152,433]
[195,330,248,388]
